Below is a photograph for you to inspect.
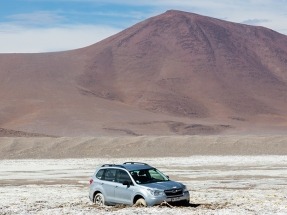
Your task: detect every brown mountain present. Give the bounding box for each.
[1,10,287,136]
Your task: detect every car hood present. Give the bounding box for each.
[140,180,184,190]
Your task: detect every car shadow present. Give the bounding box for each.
[163,201,201,208]
[187,203,201,208]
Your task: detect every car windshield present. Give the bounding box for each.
[130,168,169,184]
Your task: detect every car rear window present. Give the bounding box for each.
[103,169,117,182]
[96,169,104,179]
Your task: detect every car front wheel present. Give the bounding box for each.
[94,193,105,206]
[134,198,147,207]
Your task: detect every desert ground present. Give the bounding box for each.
[0,136,287,214]
[0,156,287,215]
[1,136,287,159]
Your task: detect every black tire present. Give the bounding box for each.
[94,193,105,206]
[134,198,147,207]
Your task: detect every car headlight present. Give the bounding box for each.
[147,189,165,196]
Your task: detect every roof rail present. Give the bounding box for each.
[123,162,149,165]
[101,164,126,168]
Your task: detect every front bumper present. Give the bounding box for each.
[146,191,190,206]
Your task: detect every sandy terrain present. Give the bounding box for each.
[0,136,286,214]
[0,156,286,214]
[0,136,287,159]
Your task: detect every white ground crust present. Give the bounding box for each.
[1,156,287,214]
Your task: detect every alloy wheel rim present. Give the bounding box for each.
[95,195,103,205]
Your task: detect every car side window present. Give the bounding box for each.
[116,170,133,184]
[103,169,117,182]
[96,169,104,180]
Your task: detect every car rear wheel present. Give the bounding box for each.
[94,193,105,206]
[134,198,147,207]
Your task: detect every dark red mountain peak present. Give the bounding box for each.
[1,10,287,136]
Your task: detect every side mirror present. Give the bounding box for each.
[123,181,130,187]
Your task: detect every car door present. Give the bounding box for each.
[114,170,134,205]
[101,168,117,203]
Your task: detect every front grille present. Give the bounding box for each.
[164,188,183,197]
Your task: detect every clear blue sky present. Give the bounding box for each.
[1,0,287,53]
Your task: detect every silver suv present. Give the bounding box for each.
[89,162,190,206]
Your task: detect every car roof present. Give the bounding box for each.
[100,162,153,171]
